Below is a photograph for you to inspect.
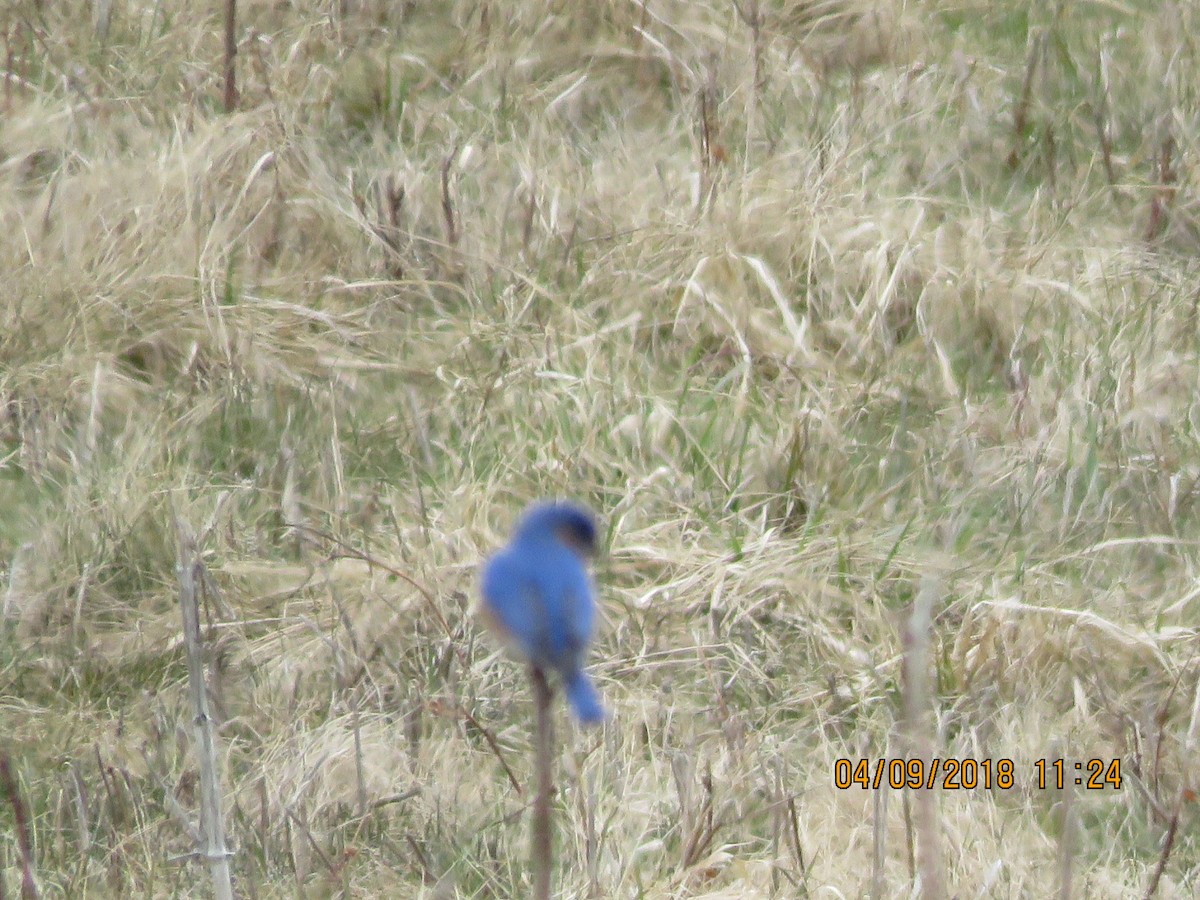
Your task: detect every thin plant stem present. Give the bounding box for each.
[0,753,40,899]
[174,512,234,900]
[531,666,554,900]
[223,0,238,112]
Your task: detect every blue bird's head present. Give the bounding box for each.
[514,501,597,558]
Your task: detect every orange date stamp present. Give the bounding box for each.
[833,758,1122,791]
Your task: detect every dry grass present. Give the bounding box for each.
[3,0,1200,896]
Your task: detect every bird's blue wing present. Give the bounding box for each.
[481,549,544,661]
[561,561,596,655]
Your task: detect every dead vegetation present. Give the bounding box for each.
[2,0,1200,896]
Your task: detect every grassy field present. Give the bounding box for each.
[3,0,1200,896]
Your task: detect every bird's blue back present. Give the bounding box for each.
[482,537,594,671]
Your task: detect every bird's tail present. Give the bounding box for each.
[564,669,606,724]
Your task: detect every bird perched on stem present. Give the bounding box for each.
[480,500,606,724]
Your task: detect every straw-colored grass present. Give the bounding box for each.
[3,0,1200,895]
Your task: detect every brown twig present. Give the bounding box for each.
[381,176,407,276]
[0,753,40,899]
[731,0,765,97]
[286,807,337,876]
[457,704,523,796]
[405,834,437,884]
[1143,791,1182,899]
[223,0,238,112]
[1008,30,1045,170]
[696,59,724,207]
[679,762,718,869]
[530,666,555,900]
[1145,125,1176,242]
[441,144,460,248]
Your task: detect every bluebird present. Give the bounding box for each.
[480,500,606,724]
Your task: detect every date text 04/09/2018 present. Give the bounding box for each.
[832,758,1122,791]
